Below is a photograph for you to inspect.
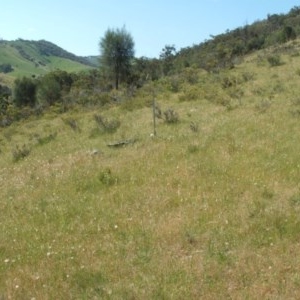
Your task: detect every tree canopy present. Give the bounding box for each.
[99,27,135,89]
[13,77,37,107]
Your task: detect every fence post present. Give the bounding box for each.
[152,94,156,136]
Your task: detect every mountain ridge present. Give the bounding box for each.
[0,38,98,84]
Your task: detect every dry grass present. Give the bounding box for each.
[1,41,300,299]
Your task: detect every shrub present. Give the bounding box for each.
[63,117,80,132]
[178,86,200,102]
[221,75,236,89]
[12,144,31,162]
[37,76,61,106]
[255,99,271,113]
[13,77,37,107]
[242,71,255,82]
[94,92,113,106]
[168,76,182,93]
[0,63,13,73]
[163,108,179,123]
[36,132,57,146]
[98,168,118,186]
[189,121,199,132]
[94,114,120,133]
[220,72,253,90]
[182,67,199,85]
[187,144,199,153]
[227,87,244,101]
[267,55,282,67]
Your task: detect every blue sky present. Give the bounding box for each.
[0,1,299,58]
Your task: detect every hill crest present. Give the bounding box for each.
[0,39,98,84]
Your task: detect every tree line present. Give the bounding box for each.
[1,5,300,125]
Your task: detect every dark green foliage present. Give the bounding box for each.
[0,85,11,115]
[160,45,177,76]
[72,69,102,90]
[170,6,300,73]
[0,63,13,73]
[131,57,161,83]
[37,70,75,106]
[13,77,37,107]
[0,84,11,99]
[71,70,115,106]
[38,76,61,106]
[99,26,135,89]
[281,26,297,42]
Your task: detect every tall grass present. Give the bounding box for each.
[1,41,300,299]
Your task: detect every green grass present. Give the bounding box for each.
[0,41,93,84]
[1,41,300,299]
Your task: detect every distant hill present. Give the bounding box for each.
[0,39,98,85]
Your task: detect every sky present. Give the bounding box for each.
[1,1,299,58]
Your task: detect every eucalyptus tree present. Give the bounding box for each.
[99,26,135,89]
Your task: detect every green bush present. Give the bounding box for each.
[166,76,181,93]
[13,77,37,107]
[98,168,118,186]
[37,76,61,106]
[178,86,200,102]
[182,68,199,85]
[0,63,13,73]
[267,55,282,67]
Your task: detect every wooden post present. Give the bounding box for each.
[152,94,156,136]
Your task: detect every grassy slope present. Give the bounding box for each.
[0,41,93,86]
[1,41,300,299]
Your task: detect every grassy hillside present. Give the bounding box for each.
[1,39,300,299]
[0,39,96,86]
